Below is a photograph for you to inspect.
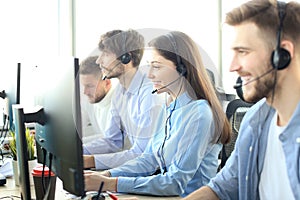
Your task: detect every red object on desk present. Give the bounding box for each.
[106,191,118,200]
[32,165,55,177]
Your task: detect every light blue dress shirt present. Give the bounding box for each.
[208,99,300,200]
[109,92,222,197]
[83,70,163,169]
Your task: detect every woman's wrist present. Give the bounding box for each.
[104,177,118,192]
[111,177,118,192]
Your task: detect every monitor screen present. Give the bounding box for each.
[33,57,85,197]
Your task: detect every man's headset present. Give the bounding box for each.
[234,1,291,97]
[119,31,132,65]
[271,1,291,70]
[102,31,132,80]
[165,33,187,77]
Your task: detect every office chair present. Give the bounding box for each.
[219,99,253,169]
[206,69,215,86]
[205,68,231,103]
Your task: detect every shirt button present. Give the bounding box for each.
[296,137,300,143]
[279,134,284,140]
[249,146,252,152]
[245,176,248,181]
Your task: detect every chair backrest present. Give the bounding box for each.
[206,68,215,86]
[219,99,253,169]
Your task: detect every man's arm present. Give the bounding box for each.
[182,186,219,200]
[83,155,95,168]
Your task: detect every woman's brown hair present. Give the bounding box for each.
[148,31,231,144]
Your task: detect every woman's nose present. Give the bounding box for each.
[147,67,155,79]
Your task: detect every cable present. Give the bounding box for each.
[160,99,177,174]
[95,181,104,200]
[0,115,8,141]
[42,153,53,200]
[0,116,9,162]
[159,77,184,174]
[48,153,53,185]
[41,148,47,194]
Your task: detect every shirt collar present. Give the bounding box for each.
[250,99,300,129]
[167,92,193,111]
[124,70,147,95]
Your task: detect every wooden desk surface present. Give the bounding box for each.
[0,176,182,200]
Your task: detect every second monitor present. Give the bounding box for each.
[33,57,85,197]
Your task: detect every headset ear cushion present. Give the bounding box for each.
[271,48,291,70]
[176,64,187,76]
[120,53,131,64]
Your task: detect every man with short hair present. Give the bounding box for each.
[184,0,300,199]
[83,29,163,170]
[79,55,117,143]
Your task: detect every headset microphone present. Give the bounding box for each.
[151,76,181,94]
[151,89,158,94]
[233,68,275,89]
[102,62,121,80]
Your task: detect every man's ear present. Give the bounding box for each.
[104,79,112,88]
[281,40,294,59]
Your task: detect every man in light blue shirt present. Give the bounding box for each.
[184,1,300,199]
[206,99,300,200]
[83,29,163,170]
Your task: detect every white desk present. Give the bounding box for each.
[0,176,182,200]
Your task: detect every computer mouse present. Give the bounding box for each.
[0,173,7,186]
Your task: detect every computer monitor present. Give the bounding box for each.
[1,63,21,131]
[14,57,85,199]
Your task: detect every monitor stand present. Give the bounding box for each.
[13,105,45,200]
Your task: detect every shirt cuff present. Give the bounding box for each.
[115,177,136,193]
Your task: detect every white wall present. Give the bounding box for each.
[0,1,59,108]
[75,0,221,84]
[1,0,259,115]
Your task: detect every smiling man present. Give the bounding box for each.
[183,0,300,199]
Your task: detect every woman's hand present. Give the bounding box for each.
[84,170,117,192]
